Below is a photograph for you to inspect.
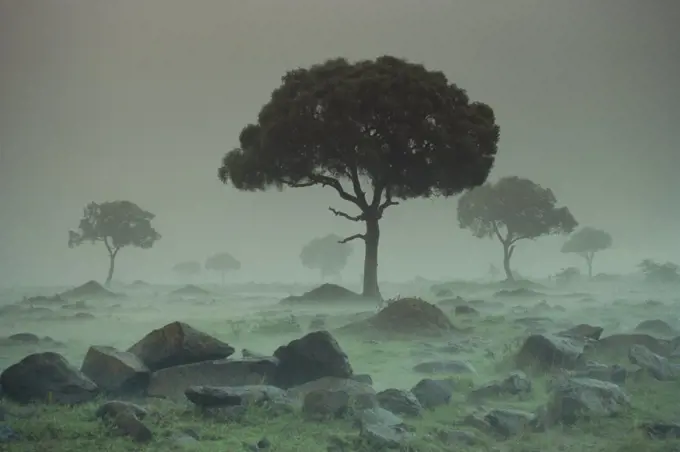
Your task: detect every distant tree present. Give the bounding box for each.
[457,176,577,282]
[172,261,201,280]
[205,252,241,285]
[217,56,500,299]
[300,234,353,281]
[68,201,161,285]
[561,227,612,278]
[487,264,500,281]
[554,266,581,286]
[638,259,680,283]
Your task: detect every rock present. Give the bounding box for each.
[469,371,532,401]
[557,324,604,340]
[634,319,677,336]
[350,374,373,385]
[376,389,423,417]
[410,378,455,409]
[95,400,148,420]
[147,358,278,399]
[570,361,628,384]
[628,344,680,380]
[595,334,671,357]
[6,333,40,343]
[127,321,235,371]
[287,377,377,411]
[412,359,476,375]
[434,428,483,447]
[171,285,210,296]
[545,377,630,425]
[273,331,352,389]
[515,334,586,371]
[0,352,99,404]
[81,346,150,395]
[185,385,289,408]
[363,298,456,337]
[302,388,352,420]
[0,424,19,443]
[112,411,153,442]
[640,422,680,439]
[356,408,414,450]
[484,408,536,438]
[355,406,404,429]
[454,305,479,315]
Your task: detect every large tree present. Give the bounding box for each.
[457,176,577,282]
[172,261,201,280]
[217,56,500,298]
[300,234,353,281]
[205,252,241,285]
[561,227,612,278]
[68,201,161,285]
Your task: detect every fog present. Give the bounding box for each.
[1,0,679,287]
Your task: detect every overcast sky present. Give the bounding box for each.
[0,0,678,287]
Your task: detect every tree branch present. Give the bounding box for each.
[338,233,365,244]
[378,185,399,216]
[309,174,360,205]
[329,207,364,222]
[491,221,507,245]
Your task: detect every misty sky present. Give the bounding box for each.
[0,0,678,286]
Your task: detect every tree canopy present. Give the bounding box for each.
[217,55,500,298]
[300,234,353,280]
[205,252,241,284]
[457,176,577,281]
[68,200,161,285]
[561,227,612,278]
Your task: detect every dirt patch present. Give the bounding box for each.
[280,284,369,304]
[340,298,457,337]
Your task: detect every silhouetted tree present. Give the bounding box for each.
[205,252,241,285]
[172,261,201,280]
[561,227,612,278]
[638,259,680,283]
[457,176,577,282]
[68,201,161,285]
[217,56,500,298]
[300,234,353,281]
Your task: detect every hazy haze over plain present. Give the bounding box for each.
[0,0,678,286]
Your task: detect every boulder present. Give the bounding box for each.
[81,345,150,395]
[0,352,99,404]
[515,334,586,371]
[273,330,352,389]
[127,321,235,371]
[147,357,278,399]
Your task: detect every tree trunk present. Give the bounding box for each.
[585,252,594,279]
[502,244,515,282]
[105,253,116,286]
[362,217,381,299]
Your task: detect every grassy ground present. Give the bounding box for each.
[2,282,680,451]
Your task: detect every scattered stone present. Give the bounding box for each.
[557,324,604,341]
[0,352,98,404]
[484,408,536,438]
[515,333,586,371]
[376,389,423,417]
[81,345,150,395]
[95,400,148,420]
[171,285,209,296]
[634,319,677,336]
[469,371,532,401]
[273,331,353,389]
[412,359,476,375]
[127,321,235,371]
[454,305,479,315]
[185,385,289,408]
[147,358,278,399]
[628,344,680,380]
[287,377,376,412]
[411,378,455,409]
[112,411,153,442]
[595,334,671,357]
[570,361,628,384]
[544,377,630,426]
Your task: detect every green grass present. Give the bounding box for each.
[3,286,680,451]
